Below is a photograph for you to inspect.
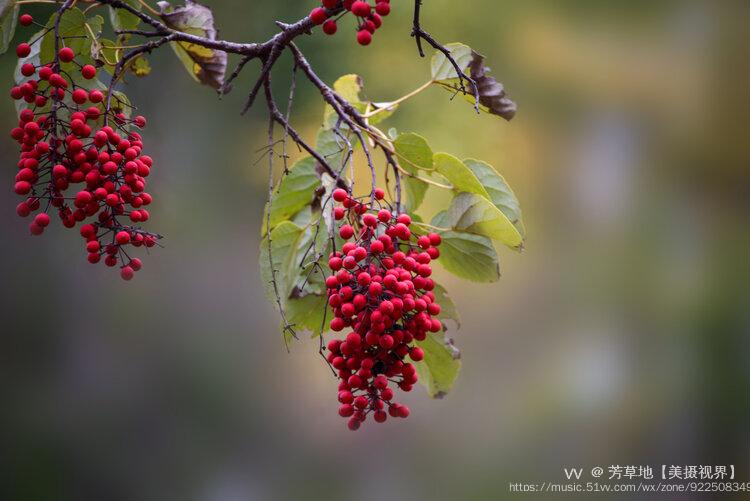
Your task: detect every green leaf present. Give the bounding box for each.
[157,0,227,89]
[316,127,356,174]
[402,177,428,213]
[91,37,118,73]
[259,222,304,302]
[438,230,500,282]
[433,152,487,196]
[40,8,88,63]
[290,219,330,298]
[267,157,320,231]
[432,283,460,328]
[394,132,433,174]
[463,158,525,237]
[393,133,434,212]
[444,192,523,249]
[285,294,328,339]
[431,43,474,82]
[109,89,132,118]
[109,0,141,32]
[86,14,104,38]
[415,333,461,398]
[0,0,19,56]
[13,28,43,115]
[431,210,449,229]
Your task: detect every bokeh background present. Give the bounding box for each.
[2,1,749,499]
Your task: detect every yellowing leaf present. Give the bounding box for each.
[445,192,523,250]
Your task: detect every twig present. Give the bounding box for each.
[265,102,298,348]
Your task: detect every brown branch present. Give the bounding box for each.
[411,0,480,112]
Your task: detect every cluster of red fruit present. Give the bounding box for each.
[324,187,443,429]
[310,0,391,46]
[10,13,160,281]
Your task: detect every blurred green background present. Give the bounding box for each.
[2,0,749,499]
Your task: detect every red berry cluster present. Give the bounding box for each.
[324,187,443,430]
[10,13,160,281]
[310,0,391,46]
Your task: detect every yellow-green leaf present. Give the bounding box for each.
[445,192,523,250]
[433,152,487,196]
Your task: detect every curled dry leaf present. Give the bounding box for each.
[157,0,227,90]
[468,50,517,121]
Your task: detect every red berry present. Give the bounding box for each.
[48,73,67,88]
[72,88,88,104]
[14,181,32,195]
[16,43,31,58]
[310,7,328,25]
[89,89,103,103]
[398,405,410,418]
[34,213,50,227]
[339,404,354,417]
[351,1,371,17]
[116,231,131,245]
[16,202,31,217]
[347,418,361,430]
[19,14,33,26]
[322,19,337,35]
[375,2,390,16]
[81,64,97,79]
[120,266,135,281]
[362,213,377,227]
[332,188,348,202]
[397,214,411,225]
[80,224,96,238]
[356,29,372,46]
[369,13,382,28]
[339,224,354,239]
[409,346,425,361]
[374,188,385,199]
[58,47,75,62]
[38,66,52,80]
[20,63,35,77]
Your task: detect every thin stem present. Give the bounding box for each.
[362,79,433,119]
[265,104,297,348]
[136,0,160,17]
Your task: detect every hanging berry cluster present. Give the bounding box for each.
[9,14,160,281]
[324,187,443,430]
[310,0,391,46]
